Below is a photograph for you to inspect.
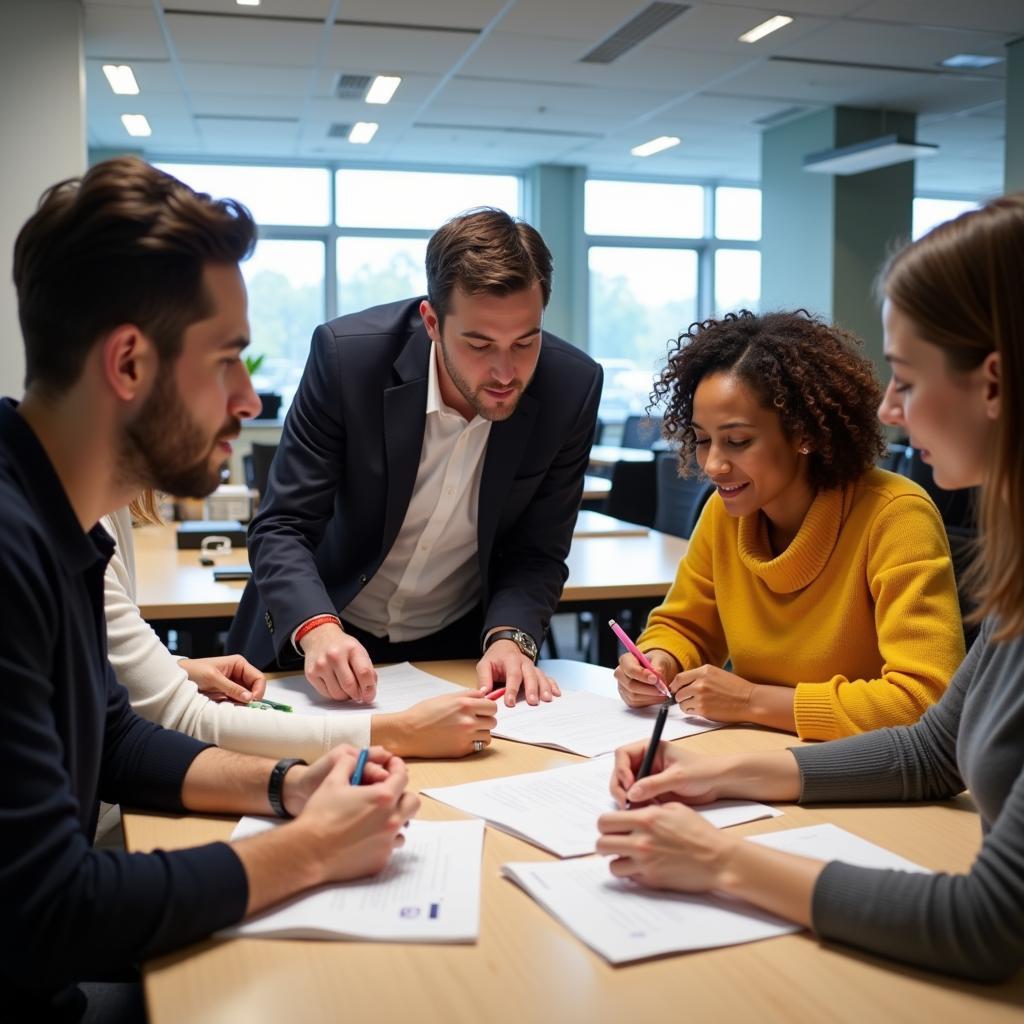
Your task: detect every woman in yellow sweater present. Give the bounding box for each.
[616,310,965,740]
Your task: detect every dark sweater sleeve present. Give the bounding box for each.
[790,620,1024,982]
[0,539,248,994]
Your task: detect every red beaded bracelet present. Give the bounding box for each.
[294,613,342,647]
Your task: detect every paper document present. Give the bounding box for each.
[502,823,928,964]
[263,661,462,716]
[492,688,721,757]
[222,818,485,942]
[423,755,780,857]
[538,659,626,696]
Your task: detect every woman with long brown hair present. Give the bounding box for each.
[599,195,1024,981]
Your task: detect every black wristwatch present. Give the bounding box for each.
[484,627,539,663]
[268,758,307,819]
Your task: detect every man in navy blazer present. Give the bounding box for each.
[228,208,602,709]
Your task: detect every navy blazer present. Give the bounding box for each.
[228,298,603,669]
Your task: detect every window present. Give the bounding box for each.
[586,179,761,421]
[336,170,520,229]
[585,180,703,238]
[157,163,330,226]
[241,239,325,409]
[337,237,427,317]
[912,197,978,240]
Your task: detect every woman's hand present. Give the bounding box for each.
[181,654,267,703]
[615,649,680,708]
[596,802,735,892]
[609,739,726,808]
[371,690,498,758]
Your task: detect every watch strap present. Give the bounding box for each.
[268,757,307,819]
[483,628,538,662]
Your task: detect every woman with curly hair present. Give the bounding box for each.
[599,194,1024,984]
[615,308,964,740]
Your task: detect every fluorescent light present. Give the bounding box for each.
[630,135,680,158]
[803,134,937,175]
[121,114,152,138]
[738,15,793,44]
[348,121,379,144]
[940,53,1003,69]
[102,64,139,96]
[365,75,402,105]
[236,0,261,6]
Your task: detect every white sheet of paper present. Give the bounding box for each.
[423,755,780,857]
[501,823,929,964]
[537,659,622,696]
[491,688,720,757]
[263,661,462,716]
[221,818,485,942]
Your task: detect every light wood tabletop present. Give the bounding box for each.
[132,522,687,621]
[582,473,613,500]
[124,660,1024,1024]
[589,444,658,468]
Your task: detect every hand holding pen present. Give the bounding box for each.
[608,620,678,709]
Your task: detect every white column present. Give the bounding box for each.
[0,0,86,396]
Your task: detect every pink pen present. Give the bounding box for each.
[607,619,673,698]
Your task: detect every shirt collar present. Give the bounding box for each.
[0,398,115,574]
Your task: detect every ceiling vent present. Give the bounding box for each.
[327,122,354,138]
[580,3,689,64]
[335,74,372,100]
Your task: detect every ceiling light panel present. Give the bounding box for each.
[631,135,681,157]
[739,15,793,44]
[121,113,152,137]
[365,75,402,104]
[102,64,139,95]
[348,121,379,144]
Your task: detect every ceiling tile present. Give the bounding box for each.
[165,12,322,65]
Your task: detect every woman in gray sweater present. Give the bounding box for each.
[597,193,1024,983]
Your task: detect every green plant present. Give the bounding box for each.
[243,352,265,376]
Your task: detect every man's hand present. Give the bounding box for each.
[615,648,680,708]
[180,654,267,703]
[476,640,560,707]
[372,690,498,758]
[300,622,377,703]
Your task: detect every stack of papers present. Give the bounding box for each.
[502,823,928,963]
[423,756,780,857]
[263,661,462,715]
[222,817,485,942]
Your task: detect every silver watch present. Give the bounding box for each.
[484,628,539,662]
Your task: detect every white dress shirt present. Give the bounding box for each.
[341,342,492,642]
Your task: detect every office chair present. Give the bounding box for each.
[654,452,715,539]
[621,415,663,450]
[605,458,657,527]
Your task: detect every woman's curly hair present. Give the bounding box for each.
[651,309,886,491]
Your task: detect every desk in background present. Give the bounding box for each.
[124,659,1023,1024]
[133,523,687,666]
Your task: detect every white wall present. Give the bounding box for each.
[0,0,86,396]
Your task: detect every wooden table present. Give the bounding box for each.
[583,473,612,501]
[132,524,687,666]
[589,444,656,468]
[125,660,1024,1024]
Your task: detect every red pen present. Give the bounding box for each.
[608,619,673,698]
[487,687,507,701]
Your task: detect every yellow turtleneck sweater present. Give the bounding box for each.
[639,467,965,741]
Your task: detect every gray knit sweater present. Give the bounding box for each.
[792,615,1024,982]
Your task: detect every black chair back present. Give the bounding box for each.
[621,415,663,450]
[654,453,715,539]
[250,442,279,504]
[891,446,977,531]
[605,459,657,528]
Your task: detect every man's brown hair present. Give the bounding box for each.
[13,156,256,395]
[425,207,552,327]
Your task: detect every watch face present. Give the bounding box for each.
[513,629,538,659]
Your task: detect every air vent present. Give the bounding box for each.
[754,106,808,128]
[327,122,353,138]
[335,74,372,100]
[580,3,689,64]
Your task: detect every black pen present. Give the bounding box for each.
[626,697,673,809]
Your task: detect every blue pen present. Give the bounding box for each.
[350,747,369,786]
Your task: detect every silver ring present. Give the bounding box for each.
[473,740,485,753]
